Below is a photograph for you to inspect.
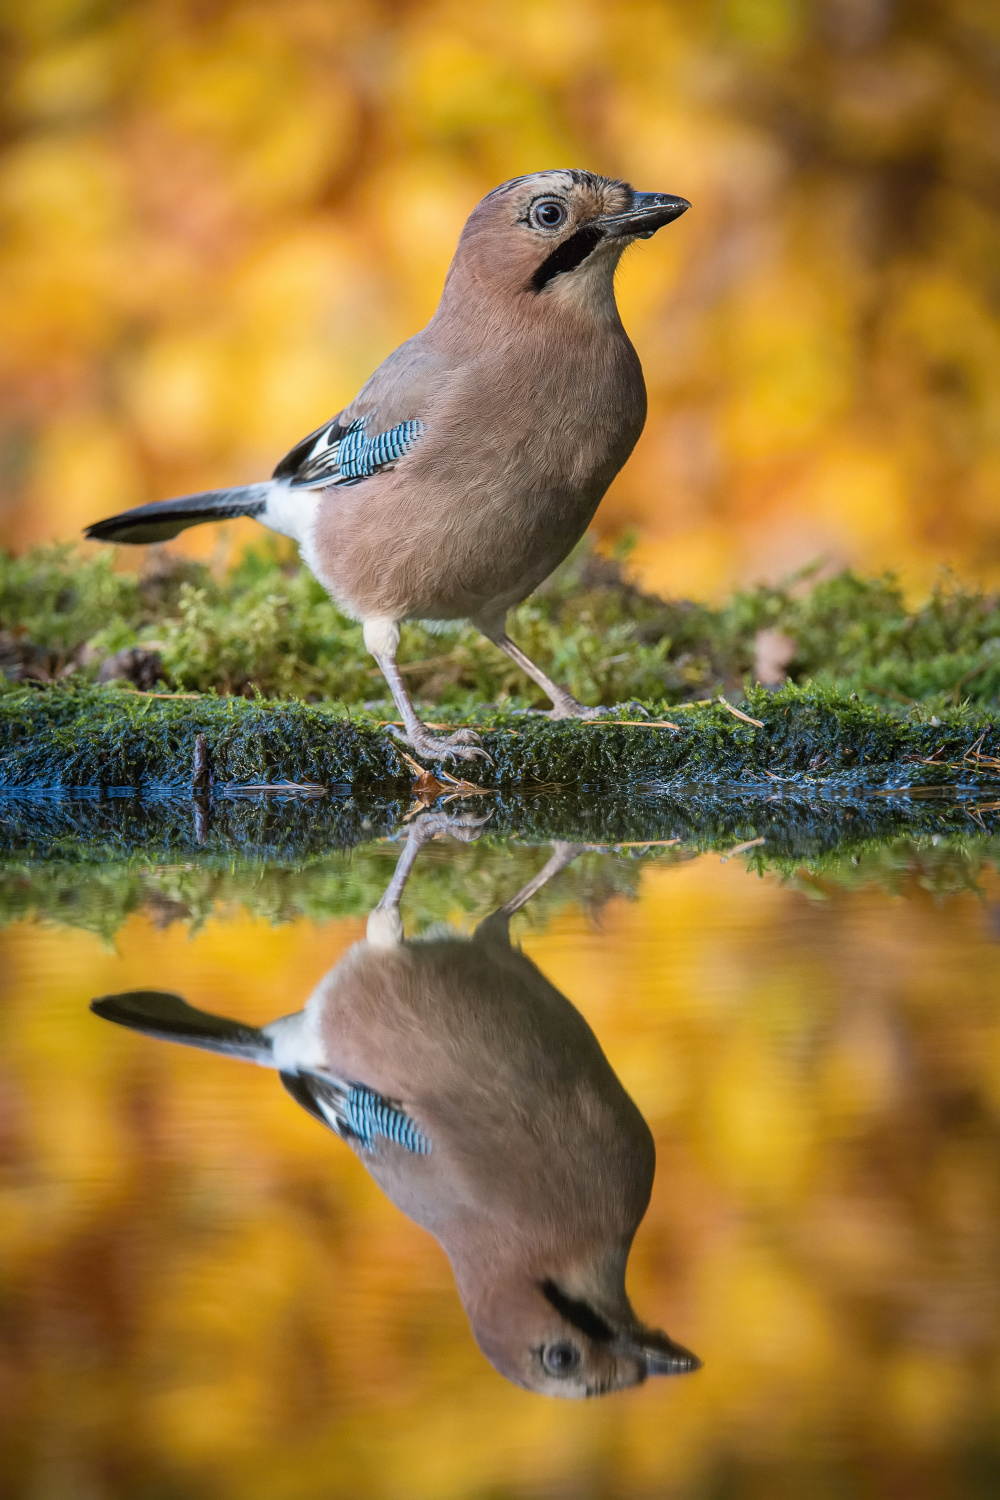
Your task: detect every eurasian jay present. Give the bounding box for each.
[85,170,689,762]
[90,816,700,1396]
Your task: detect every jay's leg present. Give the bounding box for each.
[474,841,583,943]
[364,618,489,764]
[482,630,605,720]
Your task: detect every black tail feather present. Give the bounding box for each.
[85,485,270,544]
[90,991,272,1063]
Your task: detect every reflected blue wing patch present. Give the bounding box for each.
[343,1083,431,1155]
[280,1071,431,1155]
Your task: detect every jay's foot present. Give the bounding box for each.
[390,724,493,765]
[544,694,611,721]
[506,698,609,720]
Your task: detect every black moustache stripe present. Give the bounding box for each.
[541,1280,615,1342]
[530,224,605,292]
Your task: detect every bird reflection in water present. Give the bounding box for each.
[91,814,700,1397]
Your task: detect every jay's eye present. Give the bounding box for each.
[529,198,568,232]
[542,1340,581,1376]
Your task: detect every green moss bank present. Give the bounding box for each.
[2,679,1000,794]
[6,542,1000,796]
[9,540,1000,714]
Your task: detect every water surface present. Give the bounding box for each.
[2,812,1000,1497]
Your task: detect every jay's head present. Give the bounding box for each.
[449,169,689,315]
[465,1267,701,1398]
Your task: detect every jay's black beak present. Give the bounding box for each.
[615,1327,702,1376]
[599,191,691,240]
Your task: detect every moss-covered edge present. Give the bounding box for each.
[3,680,1000,792]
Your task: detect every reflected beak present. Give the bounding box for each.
[616,1328,702,1376]
[598,190,691,240]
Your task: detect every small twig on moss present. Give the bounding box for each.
[191,734,212,845]
[717,695,765,728]
[192,734,211,792]
[379,719,453,730]
[136,691,202,700]
[394,746,486,797]
[582,718,682,730]
[911,737,1000,774]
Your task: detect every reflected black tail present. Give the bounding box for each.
[84,484,271,544]
[90,991,272,1063]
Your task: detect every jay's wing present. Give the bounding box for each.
[91,992,430,1154]
[272,415,425,489]
[82,415,425,544]
[84,340,444,541]
[270,334,462,489]
[271,337,455,488]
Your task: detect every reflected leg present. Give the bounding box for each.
[368,809,490,945]
[498,841,583,917]
[473,841,584,944]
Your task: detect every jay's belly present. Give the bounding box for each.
[310,451,626,624]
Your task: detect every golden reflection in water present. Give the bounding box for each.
[87,834,699,1397]
[2,852,1000,1497]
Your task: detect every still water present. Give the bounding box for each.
[2,808,1000,1498]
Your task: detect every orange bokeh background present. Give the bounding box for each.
[1,0,999,598]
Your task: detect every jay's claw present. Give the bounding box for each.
[439,728,488,748]
[389,725,494,767]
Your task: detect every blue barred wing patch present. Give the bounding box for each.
[342,1084,431,1154]
[275,417,425,488]
[336,419,425,481]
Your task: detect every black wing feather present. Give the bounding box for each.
[272,419,348,483]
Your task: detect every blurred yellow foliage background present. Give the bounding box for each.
[2,0,1000,597]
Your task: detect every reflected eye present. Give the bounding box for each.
[529,198,568,232]
[542,1341,581,1376]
